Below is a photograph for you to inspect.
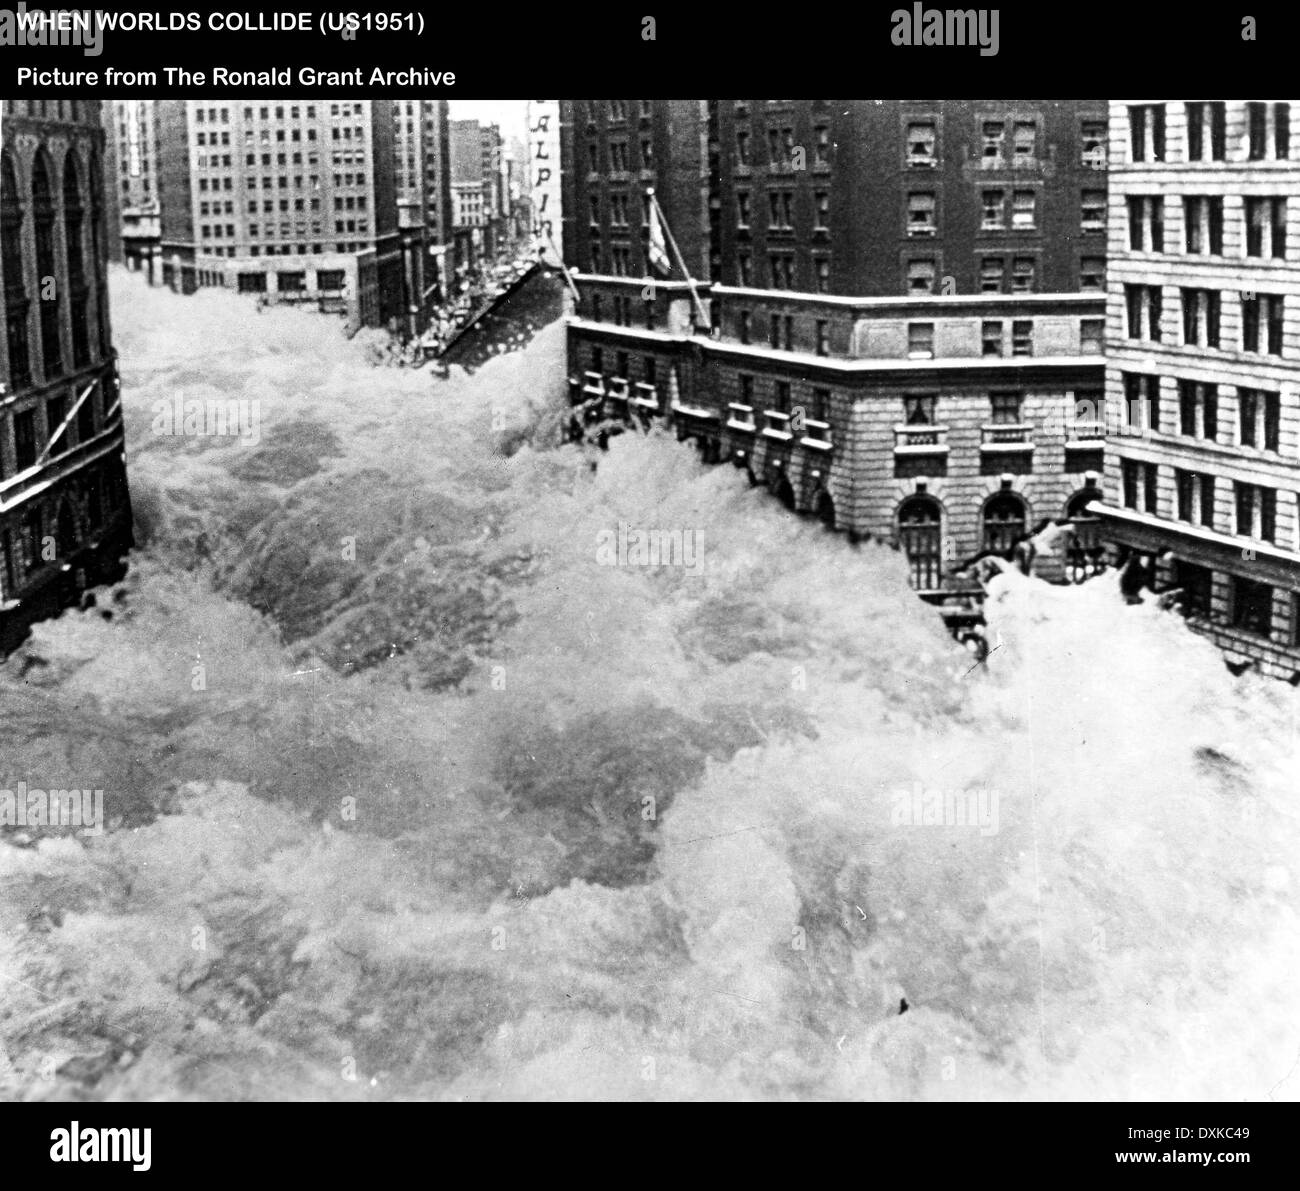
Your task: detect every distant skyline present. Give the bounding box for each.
[447,99,528,147]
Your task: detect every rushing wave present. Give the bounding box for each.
[1,268,1296,1101]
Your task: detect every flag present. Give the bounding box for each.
[647,192,671,277]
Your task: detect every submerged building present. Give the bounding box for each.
[563,100,1109,595]
[1092,99,1300,680]
[1,100,133,653]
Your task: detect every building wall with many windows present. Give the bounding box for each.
[0,100,133,650]
[713,99,1109,298]
[1095,98,1300,679]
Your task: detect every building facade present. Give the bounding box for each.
[154,100,414,333]
[560,99,711,280]
[562,100,1109,604]
[103,99,161,275]
[567,277,1106,589]
[1093,99,1300,679]
[1,100,133,653]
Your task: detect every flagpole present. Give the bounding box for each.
[546,224,580,304]
[648,188,710,331]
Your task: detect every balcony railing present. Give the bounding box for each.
[582,370,605,398]
[894,424,949,452]
[980,423,1034,448]
[630,381,659,410]
[605,376,630,402]
[800,418,833,449]
[726,402,756,431]
[762,410,793,440]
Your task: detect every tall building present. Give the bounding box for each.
[154,100,415,333]
[392,99,452,305]
[1,100,133,653]
[560,99,711,280]
[103,99,161,275]
[562,100,1108,595]
[1092,99,1300,679]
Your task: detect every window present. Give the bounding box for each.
[773,380,791,412]
[982,320,1003,356]
[1129,103,1166,162]
[739,373,753,404]
[736,129,750,166]
[1012,120,1037,165]
[45,394,68,456]
[814,257,830,293]
[980,256,1004,293]
[739,310,751,344]
[1248,102,1268,161]
[809,388,830,423]
[815,319,829,356]
[814,125,830,165]
[1232,575,1273,637]
[1174,559,1214,619]
[1012,320,1033,356]
[990,392,1022,423]
[981,189,1004,230]
[737,253,752,286]
[907,121,936,167]
[1011,257,1036,293]
[1238,388,1281,451]
[1121,459,1160,514]
[1081,318,1104,354]
[1011,189,1036,229]
[984,493,1027,554]
[769,254,794,289]
[1181,288,1221,348]
[1080,256,1105,292]
[1125,284,1163,341]
[1236,483,1277,543]
[898,496,943,591]
[1178,379,1218,441]
[907,258,936,294]
[1127,196,1163,252]
[1276,103,1291,159]
[1245,197,1286,259]
[907,191,936,235]
[907,322,935,359]
[1184,196,1224,255]
[903,394,937,424]
[736,191,751,228]
[1185,102,1226,161]
[1242,293,1284,355]
[1081,190,1105,232]
[14,409,36,471]
[981,121,1005,165]
[1122,372,1160,432]
[1081,120,1107,168]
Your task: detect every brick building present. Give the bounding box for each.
[1091,99,1300,679]
[1,100,133,652]
[562,100,1108,597]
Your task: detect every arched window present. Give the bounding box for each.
[1065,487,1105,581]
[88,150,109,359]
[1,151,30,388]
[983,492,1027,554]
[64,151,91,369]
[31,152,61,379]
[898,494,943,590]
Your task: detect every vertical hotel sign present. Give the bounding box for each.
[527,100,561,266]
[124,99,142,177]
